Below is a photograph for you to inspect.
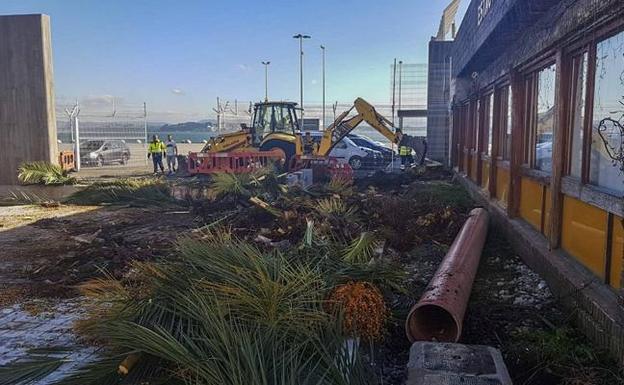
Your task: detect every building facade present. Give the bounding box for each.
[430,0,624,364]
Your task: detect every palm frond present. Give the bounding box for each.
[342,232,378,264]
[301,218,315,248]
[326,177,355,196]
[314,197,358,220]
[209,172,251,200]
[0,348,73,385]
[17,162,76,185]
[65,178,174,206]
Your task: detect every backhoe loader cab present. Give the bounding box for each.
[251,101,303,167]
[251,101,300,143]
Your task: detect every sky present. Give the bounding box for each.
[1,0,468,121]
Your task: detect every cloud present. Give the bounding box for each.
[311,79,318,85]
[237,64,250,72]
[81,94,118,107]
[171,88,185,96]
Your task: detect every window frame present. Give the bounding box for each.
[521,60,557,173]
[563,24,624,196]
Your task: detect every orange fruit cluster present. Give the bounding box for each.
[328,281,387,341]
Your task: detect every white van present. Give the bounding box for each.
[305,132,383,170]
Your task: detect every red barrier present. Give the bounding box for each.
[291,156,354,182]
[327,159,354,181]
[187,149,285,174]
[58,151,75,171]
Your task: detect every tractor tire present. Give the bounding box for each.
[259,139,296,171]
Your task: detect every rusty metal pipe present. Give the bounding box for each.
[406,208,489,343]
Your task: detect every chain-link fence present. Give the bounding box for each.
[54,96,425,176]
[56,97,149,173]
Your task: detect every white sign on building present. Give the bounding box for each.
[477,0,493,26]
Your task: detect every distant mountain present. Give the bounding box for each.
[158,121,214,132]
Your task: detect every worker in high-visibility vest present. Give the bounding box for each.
[399,144,411,170]
[147,135,166,174]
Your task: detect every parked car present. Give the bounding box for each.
[80,139,131,167]
[305,132,384,170]
[535,141,552,171]
[347,133,396,163]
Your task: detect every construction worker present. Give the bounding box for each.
[303,131,314,154]
[399,144,411,170]
[148,135,166,174]
[165,134,178,174]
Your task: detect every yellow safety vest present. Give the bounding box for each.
[399,146,410,156]
[148,140,165,154]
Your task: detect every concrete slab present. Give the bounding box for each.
[406,342,512,385]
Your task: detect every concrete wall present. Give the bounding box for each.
[426,40,454,164]
[0,14,57,185]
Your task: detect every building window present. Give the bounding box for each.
[486,93,494,155]
[535,64,556,173]
[506,87,512,160]
[569,52,588,179]
[590,30,624,194]
[479,93,493,156]
[496,86,512,160]
[473,99,480,152]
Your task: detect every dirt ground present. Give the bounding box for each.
[0,171,621,385]
[0,204,199,307]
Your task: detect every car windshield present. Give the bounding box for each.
[342,137,357,147]
[350,137,369,147]
[81,140,104,150]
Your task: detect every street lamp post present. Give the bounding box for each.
[398,60,403,112]
[293,34,311,120]
[261,61,270,102]
[320,45,326,127]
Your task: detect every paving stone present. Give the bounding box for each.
[406,342,512,385]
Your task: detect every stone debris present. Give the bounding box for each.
[406,341,512,385]
[0,298,96,384]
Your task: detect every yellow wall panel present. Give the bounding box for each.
[562,196,607,280]
[471,153,478,182]
[543,187,552,237]
[496,168,509,206]
[463,153,470,175]
[611,216,624,289]
[519,178,543,232]
[481,160,490,190]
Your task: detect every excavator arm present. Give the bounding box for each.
[317,98,406,156]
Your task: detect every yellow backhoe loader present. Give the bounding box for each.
[194,97,424,173]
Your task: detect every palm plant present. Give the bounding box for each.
[17,162,76,185]
[314,197,358,222]
[208,172,252,200]
[53,231,376,385]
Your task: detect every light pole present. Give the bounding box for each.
[320,45,326,126]
[293,34,311,115]
[261,61,270,102]
[398,60,403,112]
[391,58,397,126]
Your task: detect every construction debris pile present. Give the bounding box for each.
[1,168,477,385]
[3,168,621,385]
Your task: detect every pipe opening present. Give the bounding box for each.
[407,304,459,342]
